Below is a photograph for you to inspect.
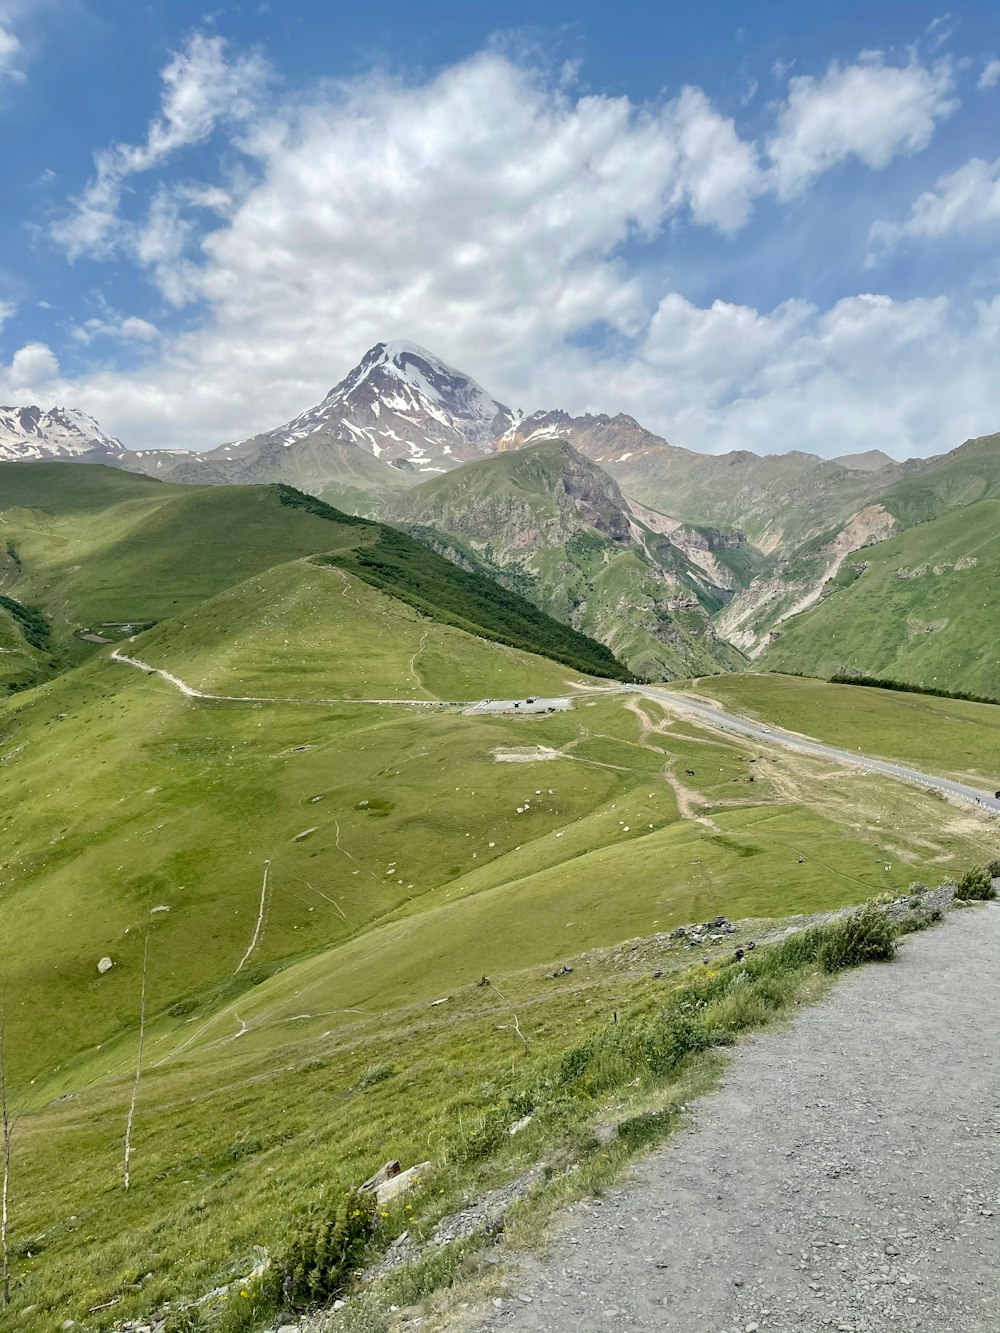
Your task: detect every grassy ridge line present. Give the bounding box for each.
[316,523,634,681]
[830,673,1000,706]
[0,468,630,690]
[760,498,1000,698]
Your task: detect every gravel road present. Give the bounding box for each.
[624,684,1000,814]
[477,906,1000,1333]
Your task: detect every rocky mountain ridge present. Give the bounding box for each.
[0,405,125,462]
[389,439,746,680]
[5,343,997,692]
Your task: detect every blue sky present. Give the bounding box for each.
[1,1,999,456]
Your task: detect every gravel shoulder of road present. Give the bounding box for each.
[473,905,1000,1333]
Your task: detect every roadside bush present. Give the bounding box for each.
[817,905,895,972]
[986,858,1000,879]
[954,866,997,902]
[454,1100,520,1162]
[639,1012,735,1077]
[267,1189,376,1312]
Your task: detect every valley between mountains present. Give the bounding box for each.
[0,344,998,1333]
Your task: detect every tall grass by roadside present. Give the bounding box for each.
[196,895,936,1333]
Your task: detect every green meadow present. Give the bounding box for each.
[2,465,997,1331]
[691,672,1000,786]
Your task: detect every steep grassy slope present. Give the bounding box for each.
[0,465,627,687]
[880,431,1000,527]
[759,500,1000,698]
[390,441,745,680]
[5,640,992,1331]
[712,433,1000,669]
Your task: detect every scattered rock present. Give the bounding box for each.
[509,1114,534,1136]
[292,826,318,841]
[361,1160,401,1193]
[97,956,113,974]
[375,1161,433,1207]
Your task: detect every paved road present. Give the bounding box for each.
[477,905,1000,1333]
[623,683,1000,815]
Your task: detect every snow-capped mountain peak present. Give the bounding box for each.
[214,341,521,472]
[329,340,512,441]
[0,405,126,462]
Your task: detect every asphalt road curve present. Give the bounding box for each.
[622,684,1000,815]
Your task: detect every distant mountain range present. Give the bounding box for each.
[0,405,126,462]
[2,340,998,692]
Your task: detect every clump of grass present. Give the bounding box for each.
[954,865,997,902]
[354,1062,397,1091]
[213,1190,377,1331]
[816,904,896,972]
[268,1190,376,1312]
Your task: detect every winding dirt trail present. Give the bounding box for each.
[477,906,1000,1333]
[110,648,449,708]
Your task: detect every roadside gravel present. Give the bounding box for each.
[475,905,1000,1333]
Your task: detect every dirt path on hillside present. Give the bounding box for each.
[110,648,449,707]
[475,906,1000,1333]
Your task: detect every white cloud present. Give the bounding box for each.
[0,22,22,81]
[51,32,268,260]
[72,315,161,345]
[607,290,1000,458]
[924,13,955,54]
[767,52,958,198]
[978,58,1000,90]
[671,86,764,233]
[0,297,16,328]
[869,156,1000,255]
[3,341,60,392]
[24,42,993,462]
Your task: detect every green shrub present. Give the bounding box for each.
[639,1013,733,1077]
[454,1104,514,1162]
[986,859,1000,879]
[817,905,895,972]
[214,1277,273,1332]
[354,1061,397,1090]
[954,866,997,902]
[267,1189,377,1312]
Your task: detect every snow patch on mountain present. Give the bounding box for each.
[0,405,126,462]
[216,341,521,470]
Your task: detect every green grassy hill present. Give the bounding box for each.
[389,440,745,681]
[880,432,1000,527]
[4,461,997,1333]
[691,672,1000,786]
[5,626,991,1331]
[760,499,1000,698]
[0,464,627,688]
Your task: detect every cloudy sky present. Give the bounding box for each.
[1,1,999,457]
